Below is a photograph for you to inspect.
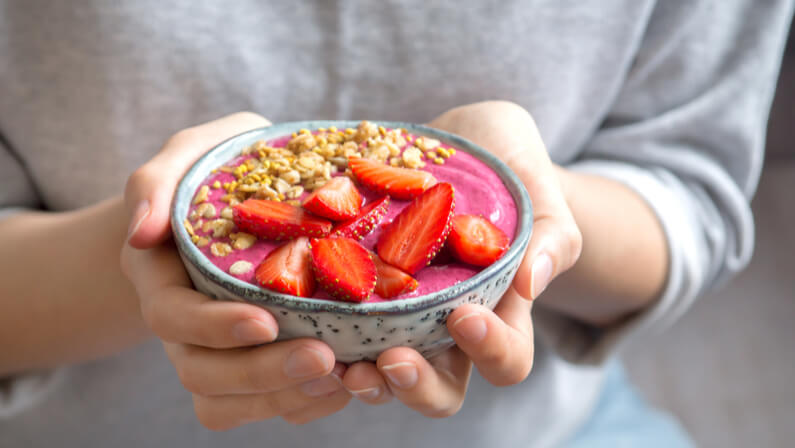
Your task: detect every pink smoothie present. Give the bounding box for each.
[188,132,518,302]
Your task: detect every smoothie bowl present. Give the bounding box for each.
[171,120,531,362]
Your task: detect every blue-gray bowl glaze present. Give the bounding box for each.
[171,121,532,362]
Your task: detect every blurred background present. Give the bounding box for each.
[625,24,795,448]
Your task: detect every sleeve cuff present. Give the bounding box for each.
[0,369,65,418]
[535,159,709,365]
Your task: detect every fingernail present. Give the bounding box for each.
[381,362,418,389]
[330,363,346,384]
[127,200,150,242]
[285,346,331,379]
[531,253,553,299]
[453,312,487,343]
[300,376,342,397]
[232,318,276,344]
[349,386,381,400]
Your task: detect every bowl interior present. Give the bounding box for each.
[171,121,532,315]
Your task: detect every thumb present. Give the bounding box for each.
[510,165,582,301]
[125,112,271,249]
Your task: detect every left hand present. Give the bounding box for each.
[341,101,582,416]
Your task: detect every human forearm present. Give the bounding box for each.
[0,196,150,375]
[537,167,669,327]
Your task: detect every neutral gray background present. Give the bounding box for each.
[626,26,795,448]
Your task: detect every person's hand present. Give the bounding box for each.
[120,113,351,430]
[340,101,582,417]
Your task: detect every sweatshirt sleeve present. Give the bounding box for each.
[0,136,59,417]
[0,135,41,219]
[535,0,794,365]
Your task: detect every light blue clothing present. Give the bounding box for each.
[566,364,696,448]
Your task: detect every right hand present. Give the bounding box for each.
[120,112,351,430]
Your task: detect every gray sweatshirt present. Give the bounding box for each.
[0,1,791,447]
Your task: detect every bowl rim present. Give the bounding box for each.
[171,120,532,315]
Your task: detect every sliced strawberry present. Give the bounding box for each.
[331,196,390,241]
[348,157,436,200]
[310,237,376,302]
[255,237,316,297]
[302,176,363,221]
[233,199,332,240]
[377,183,455,274]
[373,254,418,299]
[448,215,510,267]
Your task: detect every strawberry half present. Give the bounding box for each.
[255,237,316,297]
[377,182,455,274]
[310,237,376,302]
[331,196,390,241]
[348,157,437,200]
[373,254,418,299]
[233,199,332,240]
[448,214,510,267]
[302,176,363,221]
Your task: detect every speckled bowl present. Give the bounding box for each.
[171,121,532,362]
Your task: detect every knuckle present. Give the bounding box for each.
[167,127,202,150]
[233,111,271,126]
[193,401,232,432]
[240,359,271,393]
[562,222,583,269]
[124,165,158,199]
[281,413,309,425]
[177,365,208,396]
[424,400,463,419]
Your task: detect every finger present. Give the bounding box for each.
[376,347,471,418]
[123,243,277,348]
[126,112,271,248]
[281,389,352,425]
[511,168,582,300]
[164,338,335,396]
[447,286,534,386]
[341,361,393,405]
[193,363,346,431]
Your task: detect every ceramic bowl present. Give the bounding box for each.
[171,121,532,362]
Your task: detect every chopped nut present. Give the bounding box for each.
[273,177,291,194]
[329,156,348,167]
[220,206,234,220]
[286,199,301,206]
[402,146,425,169]
[256,185,279,200]
[229,260,253,276]
[231,232,257,250]
[354,121,379,143]
[210,242,233,257]
[415,137,440,151]
[184,219,195,236]
[196,236,210,247]
[286,185,305,199]
[304,177,327,191]
[211,219,235,238]
[202,220,213,233]
[197,203,216,219]
[280,170,301,185]
[193,185,209,204]
[188,209,199,221]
